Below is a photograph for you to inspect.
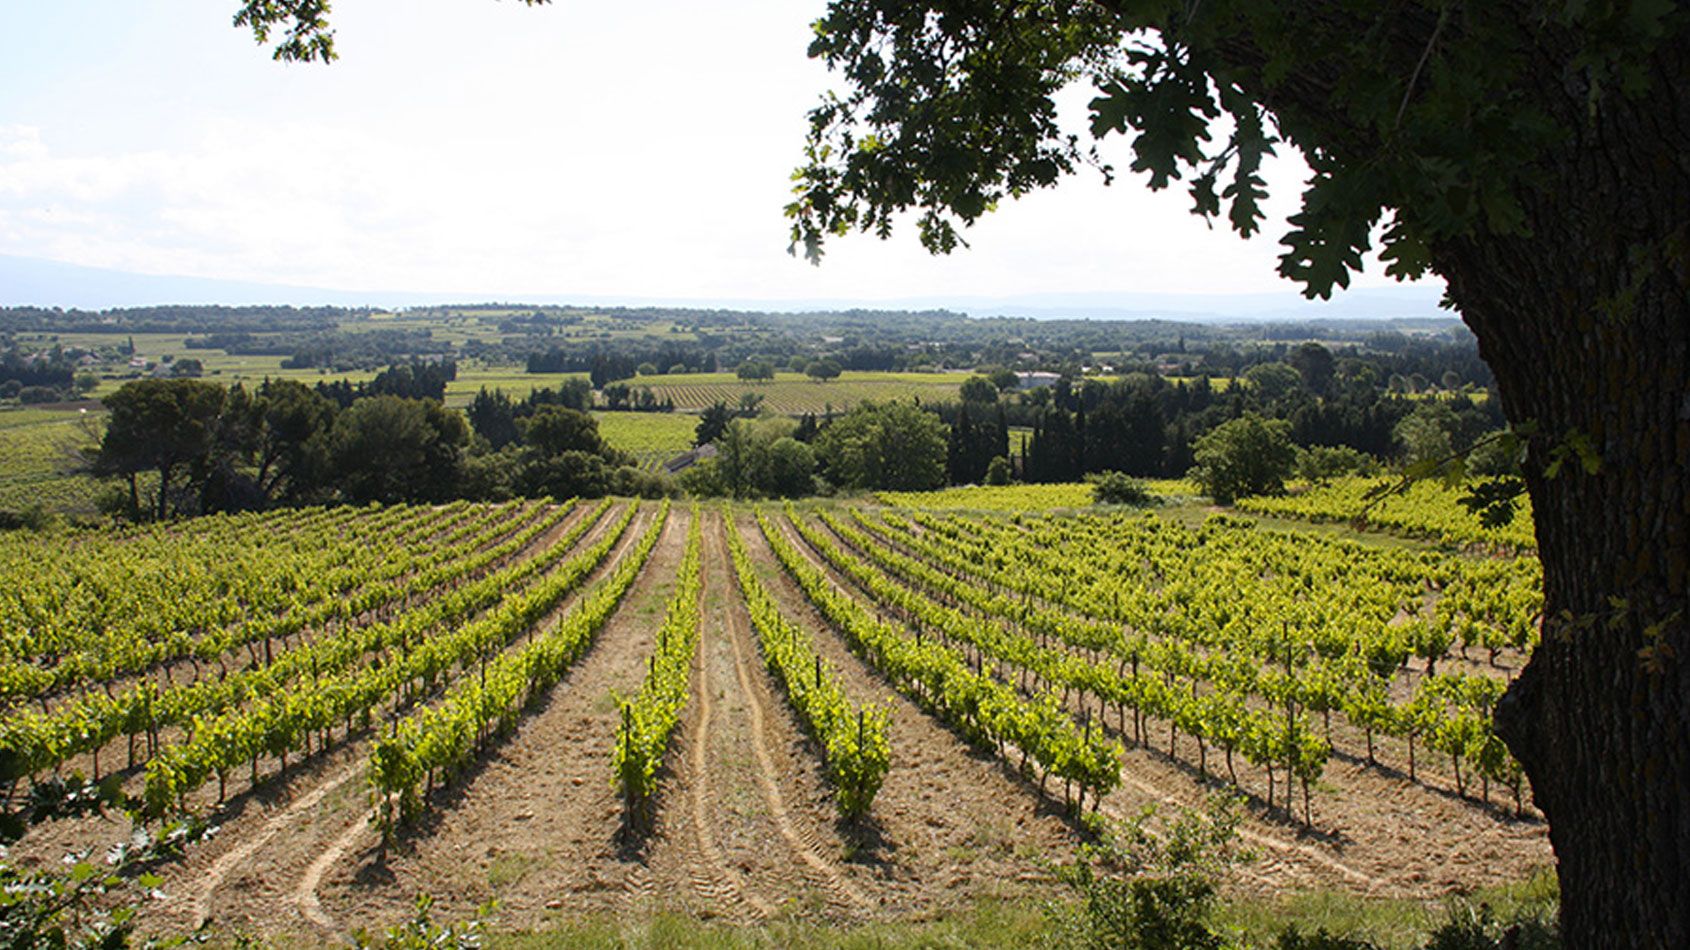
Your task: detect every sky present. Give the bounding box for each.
[0,0,1439,306]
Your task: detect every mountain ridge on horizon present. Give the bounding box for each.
[0,254,1450,324]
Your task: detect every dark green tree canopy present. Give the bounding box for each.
[522,405,606,458]
[99,378,228,518]
[1188,412,1297,504]
[816,400,947,491]
[784,1,1682,299]
[329,394,468,504]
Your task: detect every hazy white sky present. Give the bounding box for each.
[0,0,1429,303]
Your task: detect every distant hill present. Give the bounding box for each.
[0,254,1448,322]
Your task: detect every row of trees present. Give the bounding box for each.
[94,377,650,519]
[88,368,1510,519]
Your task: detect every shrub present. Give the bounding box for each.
[1093,471,1154,506]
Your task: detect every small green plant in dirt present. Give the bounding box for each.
[1043,795,1247,950]
[352,895,495,950]
[0,817,215,949]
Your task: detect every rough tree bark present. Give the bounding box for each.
[1192,13,1690,944]
[1439,37,1690,943]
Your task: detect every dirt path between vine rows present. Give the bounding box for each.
[292,506,681,936]
[735,511,1079,916]
[631,511,870,921]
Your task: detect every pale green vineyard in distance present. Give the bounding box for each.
[633,370,967,414]
[591,412,699,469]
[0,407,106,514]
[1236,476,1537,552]
[877,479,1201,512]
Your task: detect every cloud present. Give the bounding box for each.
[0,0,1435,305]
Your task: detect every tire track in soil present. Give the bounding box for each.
[1102,772,1385,895]
[192,502,645,936]
[735,512,1076,916]
[676,541,776,921]
[707,515,870,915]
[185,762,363,929]
[293,814,372,931]
[312,506,690,934]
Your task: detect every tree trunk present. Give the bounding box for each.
[155,464,171,521]
[1435,33,1690,943]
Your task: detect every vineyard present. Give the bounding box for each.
[1236,476,1537,552]
[0,495,1549,939]
[632,371,967,414]
[0,408,108,515]
[591,411,699,470]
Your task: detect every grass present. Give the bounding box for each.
[261,871,1554,950]
[492,899,1051,950]
[637,370,974,387]
[878,483,1099,511]
[0,407,107,514]
[446,369,591,407]
[1219,867,1559,949]
[627,371,967,413]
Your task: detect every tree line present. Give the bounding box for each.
[91,372,660,521]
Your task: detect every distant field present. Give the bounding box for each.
[445,369,590,407]
[0,406,107,514]
[592,412,697,469]
[630,370,966,413]
[877,478,1202,511]
[878,483,1099,510]
[1161,375,1236,391]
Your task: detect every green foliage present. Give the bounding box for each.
[735,360,776,383]
[1394,403,1458,468]
[984,454,1013,485]
[0,817,214,949]
[805,357,843,381]
[610,464,677,499]
[614,511,703,826]
[98,377,227,517]
[961,376,1000,404]
[1044,798,1246,950]
[1237,475,1536,551]
[523,405,605,457]
[370,503,664,828]
[695,418,818,498]
[1188,414,1296,504]
[785,0,1680,308]
[766,508,1120,806]
[695,401,735,447]
[815,401,946,491]
[1242,362,1301,401]
[330,394,468,504]
[1466,429,1522,478]
[352,894,495,950]
[1092,471,1154,507]
[1273,929,1380,950]
[1418,899,1558,950]
[1295,446,1379,484]
[726,514,889,818]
